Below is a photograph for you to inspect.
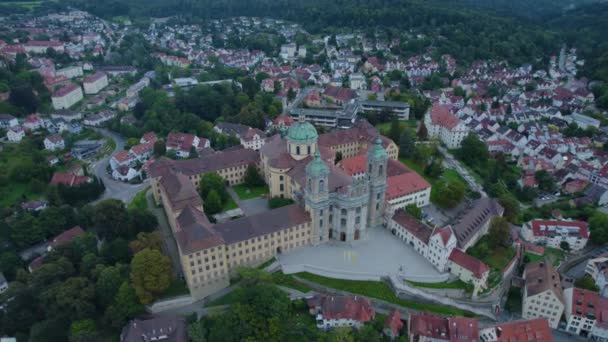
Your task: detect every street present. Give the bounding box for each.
[438,145,487,196]
[91,128,148,203]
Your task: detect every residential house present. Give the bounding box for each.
[239,127,266,150]
[55,65,83,79]
[83,71,108,94]
[0,113,18,128]
[140,131,157,144]
[23,114,43,131]
[21,200,48,211]
[110,150,136,169]
[7,125,25,142]
[44,134,65,151]
[522,219,589,252]
[83,111,115,126]
[383,310,403,340]
[47,226,85,252]
[165,132,209,158]
[447,249,490,296]
[349,73,367,90]
[408,312,479,342]
[522,259,565,328]
[306,294,375,330]
[424,104,469,148]
[112,166,140,182]
[479,318,551,342]
[51,110,82,122]
[50,172,90,187]
[585,253,608,297]
[323,86,358,105]
[120,315,187,342]
[51,83,83,110]
[563,287,608,340]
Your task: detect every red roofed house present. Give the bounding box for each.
[47,226,85,252]
[408,312,479,342]
[389,210,458,273]
[272,114,295,130]
[424,104,469,148]
[83,71,108,94]
[383,309,404,340]
[110,150,136,170]
[24,40,65,54]
[23,113,43,131]
[51,82,83,110]
[448,249,490,296]
[522,219,589,252]
[130,142,154,162]
[563,287,608,340]
[323,85,358,105]
[385,171,431,212]
[479,318,551,342]
[50,172,90,187]
[239,127,266,150]
[306,294,375,330]
[166,132,210,158]
[140,131,157,144]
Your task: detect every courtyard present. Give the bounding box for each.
[279,227,446,283]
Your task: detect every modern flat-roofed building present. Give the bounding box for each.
[360,100,410,120]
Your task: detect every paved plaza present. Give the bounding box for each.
[279,227,446,282]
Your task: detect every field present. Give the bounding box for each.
[232,184,268,200]
[524,247,564,266]
[1,1,43,9]
[128,187,149,210]
[294,272,475,316]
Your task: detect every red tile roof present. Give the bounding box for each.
[273,114,294,127]
[529,219,589,239]
[166,132,196,152]
[307,294,375,322]
[141,131,157,143]
[50,172,89,186]
[50,226,85,249]
[83,71,106,83]
[567,287,608,319]
[409,312,478,342]
[448,249,489,278]
[488,318,551,342]
[430,104,460,129]
[113,150,134,163]
[130,142,153,156]
[53,82,80,97]
[384,309,403,335]
[386,172,431,200]
[323,85,358,103]
[392,209,431,244]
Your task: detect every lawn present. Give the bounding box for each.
[525,247,564,266]
[294,272,475,317]
[0,183,38,208]
[128,187,149,210]
[223,196,239,211]
[160,278,190,299]
[205,288,242,307]
[467,237,516,271]
[271,272,312,293]
[406,279,468,290]
[375,120,417,135]
[232,184,269,200]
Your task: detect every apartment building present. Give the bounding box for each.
[563,287,608,340]
[585,253,608,297]
[83,71,109,94]
[522,219,589,252]
[522,259,565,328]
[51,83,83,110]
[424,104,469,148]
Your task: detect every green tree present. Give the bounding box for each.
[456,133,489,168]
[498,195,520,223]
[187,320,207,342]
[0,251,23,281]
[406,204,422,220]
[129,231,163,254]
[41,277,96,321]
[204,189,223,215]
[96,265,124,304]
[574,274,599,292]
[104,282,144,328]
[433,180,465,209]
[488,217,510,248]
[388,115,401,142]
[199,172,228,203]
[244,164,265,187]
[589,211,608,244]
[69,319,98,342]
[93,199,130,240]
[287,88,296,102]
[398,128,415,158]
[560,241,571,253]
[535,170,556,192]
[153,139,167,158]
[130,248,171,304]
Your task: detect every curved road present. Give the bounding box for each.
[91,128,148,203]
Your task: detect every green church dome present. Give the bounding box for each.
[306,150,329,176]
[287,120,318,141]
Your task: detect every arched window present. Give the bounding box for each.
[341,208,347,216]
[307,145,311,155]
[319,179,325,191]
[307,178,312,191]
[296,146,301,155]
[368,164,372,173]
[378,165,383,176]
